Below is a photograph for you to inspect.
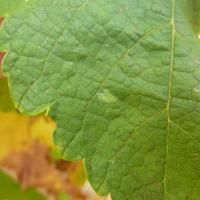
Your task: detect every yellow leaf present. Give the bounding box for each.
[0,111,55,159]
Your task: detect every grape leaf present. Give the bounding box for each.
[185,0,200,33]
[0,0,33,17]
[1,0,200,199]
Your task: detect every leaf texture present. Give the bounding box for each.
[1,0,200,199]
[0,0,31,17]
[185,0,200,33]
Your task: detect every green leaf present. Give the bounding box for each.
[185,0,200,33]
[1,0,200,199]
[0,79,14,111]
[0,0,29,17]
[0,170,46,200]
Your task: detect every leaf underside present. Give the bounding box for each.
[1,0,200,199]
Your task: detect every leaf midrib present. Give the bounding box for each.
[164,0,176,198]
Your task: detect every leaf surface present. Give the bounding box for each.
[1,0,200,199]
[0,0,32,17]
[185,0,200,33]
